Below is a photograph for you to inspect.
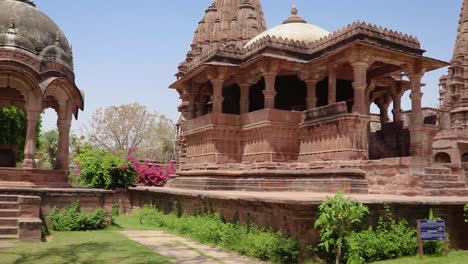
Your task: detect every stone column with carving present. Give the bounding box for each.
[239,83,251,114]
[391,92,403,122]
[211,79,224,113]
[409,74,426,157]
[23,110,40,169]
[263,73,277,109]
[186,88,198,120]
[351,62,369,114]
[197,93,207,117]
[328,65,337,105]
[378,103,390,124]
[409,74,424,127]
[305,79,318,109]
[55,118,72,170]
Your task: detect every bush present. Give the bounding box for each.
[76,148,136,189]
[314,192,369,264]
[345,213,418,263]
[127,147,176,187]
[48,201,107,231]
[136,205,300,263]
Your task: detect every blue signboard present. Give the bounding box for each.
[418,220,446,241]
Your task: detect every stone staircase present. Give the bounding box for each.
[422,165,468,196]
[0,195,42,241]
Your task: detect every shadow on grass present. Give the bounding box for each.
[0,240,170,264]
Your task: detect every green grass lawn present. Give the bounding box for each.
[373,251,468,264]
[0,230,171,264]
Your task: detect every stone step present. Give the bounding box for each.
[168,182,369,194]
[423,181,466,189]
[425,167,452,175]
[0,210,19,218]
[0,195,18,202]
[0,226,18,236]
[423,174,460,182]
[0,234,17,239]
[0,202,19,210]
[424,189,468,196]
[0,218,18,226]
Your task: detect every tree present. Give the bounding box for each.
[314,192,369,264]
[0,107,26,161]
[85,103,176,161]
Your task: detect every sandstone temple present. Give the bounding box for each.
[1,0,468,249]
[170,0,468,197]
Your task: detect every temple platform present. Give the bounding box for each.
[0,168,71,188]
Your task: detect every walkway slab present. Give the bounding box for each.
[120,230,264,264]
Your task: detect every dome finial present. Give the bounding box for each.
[283,4,307,24]
[291,4,298,16]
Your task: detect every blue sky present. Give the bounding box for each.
[37,0,462,132]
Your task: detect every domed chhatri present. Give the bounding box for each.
[0,0,84,174]
[0,0,73,69]
[245,5,329,47]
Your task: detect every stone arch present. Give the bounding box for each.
[0,69,42,105]
[434,152,452,163]
[41,77,84,119]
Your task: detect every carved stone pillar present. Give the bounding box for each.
[55,118,72,170]
[409,74,426,157]
[263,73,277,109]
[239,83,251,114]
[391,92,403,122]
[211,79,224,113]
[378,104,390,124]
[351,62,369,114]
[23,110,40,169]
[197,95,207,117]
[188,93,196,119]
[328,65,337,105]
[305,79,318,109]
[409,75,424,127]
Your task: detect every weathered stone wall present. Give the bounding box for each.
[129,188,468,250]
[0,189,131,216]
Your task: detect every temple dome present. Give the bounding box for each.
[245,5,329,48]
[0,0,73,68]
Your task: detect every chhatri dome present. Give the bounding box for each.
[0,0,73,69]
[245,5,329,47]
[0,0,83,171]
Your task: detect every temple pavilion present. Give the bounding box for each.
[170,0,450,194]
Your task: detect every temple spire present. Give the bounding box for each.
[180,0,267,73]
[452,0,468,61]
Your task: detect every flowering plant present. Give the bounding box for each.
[128,147,176,187]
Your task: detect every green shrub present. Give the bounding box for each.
[111,202,120,218]
[136,206,300,263]
[314,192,369,264]
[76,148,136,189]
[48,201,107,231]
[345,215,418,263]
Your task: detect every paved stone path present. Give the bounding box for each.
[120,230,264,264]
